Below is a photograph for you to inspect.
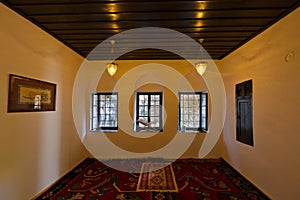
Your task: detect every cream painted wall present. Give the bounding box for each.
[93,60,218,159]
[219,7,300,200]
[0,4,88,200]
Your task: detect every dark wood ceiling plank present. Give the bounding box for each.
[51,26,261,35]
[41,18,272,30]
[30,9,287,23]
[58,31,255,40]
[5,0,298,7]
[65,36,247,44]
[69,40,240,48]
[10,1,298,15]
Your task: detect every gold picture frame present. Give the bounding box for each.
[8,74,56,112]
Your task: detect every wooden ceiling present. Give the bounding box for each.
[2,0,300,60]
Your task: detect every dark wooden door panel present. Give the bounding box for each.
[237,99,253,146]
[236,80,253,146]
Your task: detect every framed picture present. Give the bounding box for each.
[8,74,56,112]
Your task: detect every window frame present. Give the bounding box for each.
[135,92,163,132]
[90,92,118,132]
[178,91,208,133]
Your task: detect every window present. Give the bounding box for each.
[135,92,163,132]
[178,92,208,132]
[91,92,118,132]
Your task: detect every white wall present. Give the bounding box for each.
[0,4,88,199]
[220,7,300,200]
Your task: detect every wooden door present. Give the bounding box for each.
[236,80,253,146]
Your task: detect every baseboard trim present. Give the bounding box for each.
[31,156,89,200]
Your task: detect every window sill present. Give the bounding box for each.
[90,129,118,133]
[178,130,207,134]
[135,130,162,133]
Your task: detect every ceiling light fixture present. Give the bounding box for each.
[106,40,118,76]
[195,62,207,76]
[195,38,207,76]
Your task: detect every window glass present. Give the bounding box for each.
[178,92,208,132]
[91,92,118,132]
[135,92,163,132]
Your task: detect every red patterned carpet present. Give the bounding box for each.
[35,158,270,200]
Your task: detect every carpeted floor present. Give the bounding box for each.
[35,158,270,200]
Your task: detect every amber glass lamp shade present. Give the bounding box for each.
[195,62,207,76]
[106,63,118,76]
